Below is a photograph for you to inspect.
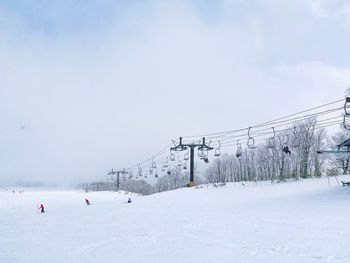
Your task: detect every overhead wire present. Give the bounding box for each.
[123,98,346,181]
[216,121,343,150]
[182,98,344,139]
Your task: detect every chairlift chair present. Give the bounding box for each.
[184,150,189,161]
[236,140,242,158]
[137,166,143,180]
[170,151,176,162]
[266,127,276,149]
[164,157,169,168]
[282,145,291,155]
[247,127,257,149]
[267,138,275,149]
[167,168,171,175]
[177,156,182,167]
[335,158,348,169]
[200,149,209,163]
[214,141,221,157]
[343,93,350,129]
[282,134,291,155]
[198,149,205,159]
[344,114,350,130]
[247,138,256,149]
[128,170,133,179]
[344,91,350,114]
[152,158,157,169]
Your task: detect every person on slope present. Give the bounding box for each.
[85,198,91,206]
[127,198,132,203]
[39,204,45,213]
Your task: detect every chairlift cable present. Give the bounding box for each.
[215,119,343,149]
[181,99,343,139]
[207,109,343,143]
[217,121,343,149]
[207,115,343,148]
[206,106,342,141]
[124,98,344,177]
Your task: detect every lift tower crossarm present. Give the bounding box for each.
[170,137,213,187]
[107,168,128,191]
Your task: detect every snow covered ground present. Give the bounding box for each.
[1,176,350,263]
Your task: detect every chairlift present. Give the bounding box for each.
[137,166,143,179]
[266,127,275,149]
[177,156,182,167]
[184,150,189,161]
[214,141,221,157]
[183,161,187,170]
[167,168,171,175]
[155,172,158,178]
[344,91,350,114]
[199,149,209,163]
[170,151,176,162]
[282,134,291,155]
[198,149,205,159]
[201,149,209,162]
[152,157,157,169]
[335,158,348,169]
[128,170,133,179]
[163,157,169,168]
[344,114,350,130]
[247,127,257,149]
[149,167,153,175]
[343,92,350,130]
[236,140,242,158]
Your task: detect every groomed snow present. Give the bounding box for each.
[1,177,350,263]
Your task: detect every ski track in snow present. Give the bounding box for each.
[1,177,350,263]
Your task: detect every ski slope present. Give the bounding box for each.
[1,177,350,263]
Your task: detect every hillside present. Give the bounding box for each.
[1,176,350,263]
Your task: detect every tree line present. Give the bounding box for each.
[80,120,350,195]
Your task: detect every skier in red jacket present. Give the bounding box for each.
[39,204,45,213]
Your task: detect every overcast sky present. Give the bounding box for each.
[1,0,350,186]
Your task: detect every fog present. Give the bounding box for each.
[1,0,350,186]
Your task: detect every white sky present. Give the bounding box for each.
[1,0,350,186]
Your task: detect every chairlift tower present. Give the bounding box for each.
[171,137,213,187]
[317,93,350,156]
[107,168,128,191]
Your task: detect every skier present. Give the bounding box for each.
[39,204,45,213]
[283,146,291,155]
[85,198,90,206]
[127,198,132,203]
